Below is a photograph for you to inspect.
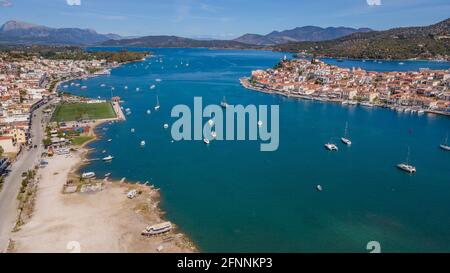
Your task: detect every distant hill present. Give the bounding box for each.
[233,26,372,45]
[100,35,256,49]
[0,20,122,45]
[272,18,450,59]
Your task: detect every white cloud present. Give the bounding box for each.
[367,0,381,6]
[66,0,81,6]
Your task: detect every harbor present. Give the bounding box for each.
[65,48,450,252]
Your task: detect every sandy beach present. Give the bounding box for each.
[9,149,196,253]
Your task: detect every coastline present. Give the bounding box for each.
[239,77,450,117]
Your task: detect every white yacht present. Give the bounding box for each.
[150,84,156,90]
[220,96,228,108]
[397,163,416,173]
[141,222,172,236]
[154,96,160,110]
[397,147,416,173]
[341,122,352,146]
[163,124,169,129]
[155,79,162,82]
[102,155,114,161]
[82,172,96,179]
[324,143,338,151]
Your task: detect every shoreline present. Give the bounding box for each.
[239,77,450,117]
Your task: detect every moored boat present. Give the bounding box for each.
[324,143,338,151]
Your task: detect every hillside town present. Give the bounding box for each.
[243,58,450,115]
[0,51,114,161]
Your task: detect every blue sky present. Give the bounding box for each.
[0,0,449,38]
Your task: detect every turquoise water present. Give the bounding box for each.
[64,48,450,252]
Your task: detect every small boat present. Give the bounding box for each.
[397,146,416,173]
[257,120,263,128]
[141,222,172,236]
[324,143,338,151]
[163,124,169,129]
[155,79,162,82]
[124,85,128,90]
[104,173,111,177]
[150,85,156,90]
[81,172,96,179]
[203,138,210,145]
[316,185,323,191]
[136,87,140,92]
[220,96,228,108]
[131,128,135,133]
[140,140,146,146]
[154,96,160,110]
[397,163,416,173]
[102,150,107,153]
[147,109,151,114]
[100,84,106,87]
[107,139,112,142]
[440,134,450,151]
[102,155,114,161]
[341,122,352,145]
[81,86,87,90]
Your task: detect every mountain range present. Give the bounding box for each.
[273,18,450,59]
[233,26,372,45]
[0,20,121,45]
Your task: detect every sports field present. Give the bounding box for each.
[52,102,116,122]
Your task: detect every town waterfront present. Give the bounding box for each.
[63,48,450,252]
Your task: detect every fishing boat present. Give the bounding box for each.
[324,143,338,151]
[154,96,160,110]
[341,122,352,145]
[141,222,172,236]
[440,134,450,151]
[220,96,228,108]
[397,147,416,173]
[102,155,114,161]
[82,172,96,179]
[107,139,112,142]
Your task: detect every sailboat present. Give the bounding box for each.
[440,134,450,151]
[397,146,416,173]
[154,96,160,110]
[341,122,352,145]
[220,96,228,108]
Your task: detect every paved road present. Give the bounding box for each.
[0,104,47,252]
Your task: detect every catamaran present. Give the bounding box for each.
[397,147,416,173]
[220,96,228,108]
[154,96,160,110]
[341,122,352,145]
[440,134,450,151]
[324,143,338,151]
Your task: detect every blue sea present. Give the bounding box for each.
[63,48,450,252]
